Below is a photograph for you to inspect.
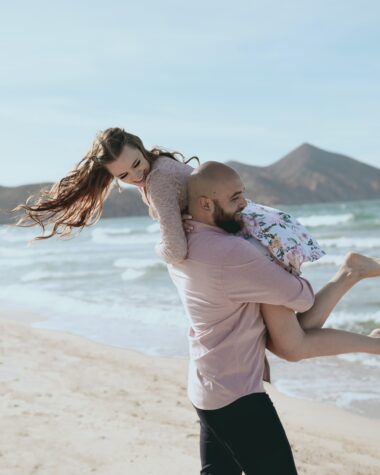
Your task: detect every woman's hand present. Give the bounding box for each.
[181,213,193,233]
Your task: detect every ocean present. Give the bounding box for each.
[1,198,380,418]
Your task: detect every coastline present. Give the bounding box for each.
[1,310,379,475]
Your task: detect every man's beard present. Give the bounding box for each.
[213,200,244,234]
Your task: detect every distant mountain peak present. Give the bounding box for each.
[288,142,320,156]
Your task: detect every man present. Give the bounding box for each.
[167,161,315,474]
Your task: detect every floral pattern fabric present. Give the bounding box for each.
[236,199,326,275]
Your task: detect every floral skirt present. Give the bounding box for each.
[236,199,326,275]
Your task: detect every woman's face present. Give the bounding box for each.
[104,145,151,188]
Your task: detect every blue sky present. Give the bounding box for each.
[1,0,379,186]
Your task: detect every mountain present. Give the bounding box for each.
[226,143,380,205]
[1,143,379,224]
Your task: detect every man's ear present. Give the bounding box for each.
[199,196,212,211]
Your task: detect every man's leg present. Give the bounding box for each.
[196,415,242,475]
[194,393,298,475]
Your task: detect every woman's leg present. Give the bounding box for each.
[262,305,380,361]
[296,252,380,330]
[262,252,380,361]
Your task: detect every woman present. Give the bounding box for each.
[10,127,380,364]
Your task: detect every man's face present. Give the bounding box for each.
[211,175,247,233]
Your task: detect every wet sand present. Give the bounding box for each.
[0,310,379,475]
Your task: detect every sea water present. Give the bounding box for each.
[1,199,379,418]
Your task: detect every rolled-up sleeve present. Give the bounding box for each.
[222,239,315,312]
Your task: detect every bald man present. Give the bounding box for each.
[167,162,314,474]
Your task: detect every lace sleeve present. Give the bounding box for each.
[146,170,188,264]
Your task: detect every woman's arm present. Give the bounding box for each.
[147,170,188,264]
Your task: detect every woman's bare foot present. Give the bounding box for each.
[340,252,380,280]
[369,329,380,338]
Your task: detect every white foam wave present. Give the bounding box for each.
[0,247,104,268]
[147,222,160,233]
[113,257,162,269]
[0,226,46,243]
[302,254,343,267]
[0,283,186,329]
[121,269,146,281]
[91,230,159,246]
[337,353,380,368]
[297,214,354,227]
[318,237,380,250]
[91,227,134,244]
[20,269,113,282]
[115,256,165,280]
[92,227,132,236]
[327,310,380,327]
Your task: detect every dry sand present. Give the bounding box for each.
[0,310,379,475]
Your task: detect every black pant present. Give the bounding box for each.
[193,392,298,475]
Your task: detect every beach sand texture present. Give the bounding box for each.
[0,310,379,475]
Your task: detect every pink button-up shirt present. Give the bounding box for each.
[167,220,315,410]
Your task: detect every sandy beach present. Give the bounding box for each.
[0,310,379,475]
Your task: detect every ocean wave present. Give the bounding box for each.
[20,269,113,283]
[115,256,166,280]
[302,254,344,267]
[92,226,132,235]
[121,269,147,281]
[0,283,186,329]
[337,354,380,368]
[91,229,159,246]
[147,222,160,233]
[0,226,45,243]
[91,227,132,244]
[113,257,163,269]
[0,247,104,268]
[297,213,354,227]
[327,310,380,328]
[318,237,380,250]
[0,257,36,268]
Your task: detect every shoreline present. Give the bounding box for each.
[4,306,379,420]
[1,310,380,474]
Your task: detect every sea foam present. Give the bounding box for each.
[297,213,354,227]
[318,236,380,250]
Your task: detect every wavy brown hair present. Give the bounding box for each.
[8,127,200,242]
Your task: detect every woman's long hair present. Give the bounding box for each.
[8,127,200,242]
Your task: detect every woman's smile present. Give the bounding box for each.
[134,170,147,186]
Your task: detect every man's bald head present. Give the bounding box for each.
[186,161,247,227]
[187,161,240,203]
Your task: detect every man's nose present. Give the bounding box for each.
[240,197,248,209]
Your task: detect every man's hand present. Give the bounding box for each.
[182,213,194,233]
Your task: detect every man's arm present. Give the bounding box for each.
[222,238,315,312]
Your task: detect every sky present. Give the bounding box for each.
[1,0,379,186]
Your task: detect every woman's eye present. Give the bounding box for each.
[134,161,140,168]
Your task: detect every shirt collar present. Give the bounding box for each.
[187,219,229,235]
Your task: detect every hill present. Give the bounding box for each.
[227,143,380,205]
[1,143,379,224]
